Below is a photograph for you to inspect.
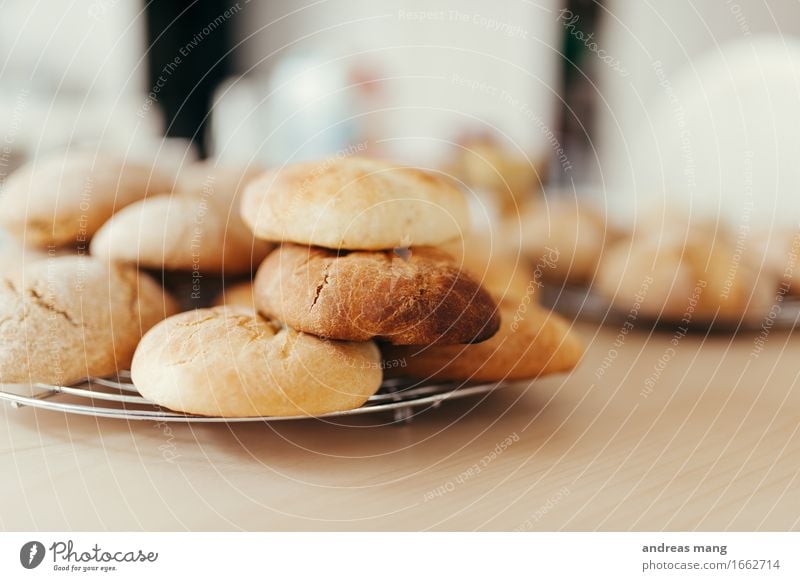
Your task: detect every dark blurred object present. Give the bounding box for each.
[145,1,239,157]
[558,0,602,182]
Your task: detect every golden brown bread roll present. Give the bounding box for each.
[384,230,582,381]
[384,302,582,381]
[241,157,470,250]
[254,244,500,345]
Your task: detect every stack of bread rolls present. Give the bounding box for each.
[132,156,584,417]
[0,152,583,418]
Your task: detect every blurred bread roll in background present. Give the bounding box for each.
[447,135,544,217]
[596,222,775,322]
[511,198,616,284]
[0,230,47,279]
[439,233,533,304]
[0,152,173,247]
[212,281,255,311]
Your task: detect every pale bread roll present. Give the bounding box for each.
[91,163,272,274]
[90,194,272,274]
[0,152,174,247]
[385,302,583,381]
[131,307,382,417]
[241,157,470,250]
[0,256,178,385]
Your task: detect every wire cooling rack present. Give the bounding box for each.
[0,372,509,423]
[540,283,800,333]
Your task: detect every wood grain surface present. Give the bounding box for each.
[1,321,798,531]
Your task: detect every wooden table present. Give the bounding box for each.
[2,321,798,531]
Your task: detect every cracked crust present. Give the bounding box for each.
[254,244,501,345]
[240,157,470,250]
[0,152,175,247]
[0,256,178,384]
[131,307,382,417]
[383,302,583,381]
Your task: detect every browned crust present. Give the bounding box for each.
[383,303,583,381]
[254,244,500,345]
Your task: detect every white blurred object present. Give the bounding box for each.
[630,38,800,226]
[597,1,800,227]
[0,0,146,97]
[0,92,194,181]
[0,1,173,177]
[211,55,360,165]
[215,0,563,166]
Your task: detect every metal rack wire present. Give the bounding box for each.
[0,372,509,423]
[541,283,800,333]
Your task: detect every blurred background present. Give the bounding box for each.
[1,0,799,227]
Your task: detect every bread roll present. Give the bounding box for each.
[0,152,173,247]
[132,307,382,417]
[254,244,500,345]
[241,157,470,250]
[0,256,177,385]
[384,302,582,381]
